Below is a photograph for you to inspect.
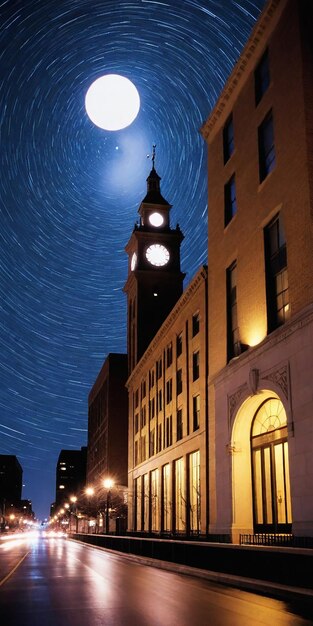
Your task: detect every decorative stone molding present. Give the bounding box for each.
[228,383,248,425]
[262,364,289,400]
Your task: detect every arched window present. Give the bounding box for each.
[251,398,292,532]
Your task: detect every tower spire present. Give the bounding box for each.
[151,143,156,169]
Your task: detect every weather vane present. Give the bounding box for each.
[147,144,156,168]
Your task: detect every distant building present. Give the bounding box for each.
[201,0,313,541]
[55,446,87,506]
[87,353,128,489]
[0,454,22,509]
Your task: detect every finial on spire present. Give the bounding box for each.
[147,144,156,169]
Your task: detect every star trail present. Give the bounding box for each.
[0,0,265,519]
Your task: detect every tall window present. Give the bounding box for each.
[140,406,146,428]
[143,474,149,530]
[151,469,159,531]
[157,424,162,452]
[177,408,183,441]
[149,369,155,389]
[224,175,237,226]
[135,413,139,434]
[162,464,171,532]
[258,110,275,182]
[251,398,291,532]
[176,333,183,357]
[149,397,155,420]
[166,343,173,368]
[149,428,155,457]
[193,395,200,431]
[166,378,172,404]
[157,389,162,412]
[156,358,162,379]
[223,114,234,163]
[255,49,270,105]
[135,476,142,531]
[140,435,146,462]
[165,415,172,448]
[192,312,200,337]
[192,351,200,381]
[264,214,290,332]
[226,260,240,360]
[189,451,200,533]
[176,369,183,395]
[175,458,185,532]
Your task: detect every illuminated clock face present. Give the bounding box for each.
[149,212,164,227]
[131,252,137,271]
[145,244,170,267]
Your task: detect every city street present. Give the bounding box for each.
[0,533,313,626]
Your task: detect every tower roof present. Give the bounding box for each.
[141,144,170,206]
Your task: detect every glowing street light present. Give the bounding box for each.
[103,478,114,534]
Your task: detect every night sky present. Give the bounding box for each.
[0,0,265,520]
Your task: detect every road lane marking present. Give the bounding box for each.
[0,551,30,587]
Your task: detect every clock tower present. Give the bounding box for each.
[124,150,185,373]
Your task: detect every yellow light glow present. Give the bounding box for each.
[246,326,267,347]
[103,478,114,490]
[85,487,95,497]
[70,496,77,503]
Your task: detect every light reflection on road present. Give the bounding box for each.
[0,534,312,626]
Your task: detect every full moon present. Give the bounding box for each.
[85,74,140,131]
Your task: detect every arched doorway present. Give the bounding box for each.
[251,398,292,533]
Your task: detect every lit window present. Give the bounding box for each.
[264,213,289,332]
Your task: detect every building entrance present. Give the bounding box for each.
[251,398,292,533]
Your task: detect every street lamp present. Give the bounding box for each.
[85,487,95,533]
[103,479,114,534]
[70,496,78,533]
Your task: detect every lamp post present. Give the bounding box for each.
[85,487,95,533]
[103,479,114,534]
[70,496,78,533]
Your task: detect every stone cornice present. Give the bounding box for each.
[200,0,284,142]
[126,265,208,388]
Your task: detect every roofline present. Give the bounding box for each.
[200,0,286,142]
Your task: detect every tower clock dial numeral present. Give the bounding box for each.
[145,244,170,267]
[149,212,164,227]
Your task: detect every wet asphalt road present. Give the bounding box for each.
[0,533,313,626]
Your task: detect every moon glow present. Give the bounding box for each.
[85,74,140,131]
